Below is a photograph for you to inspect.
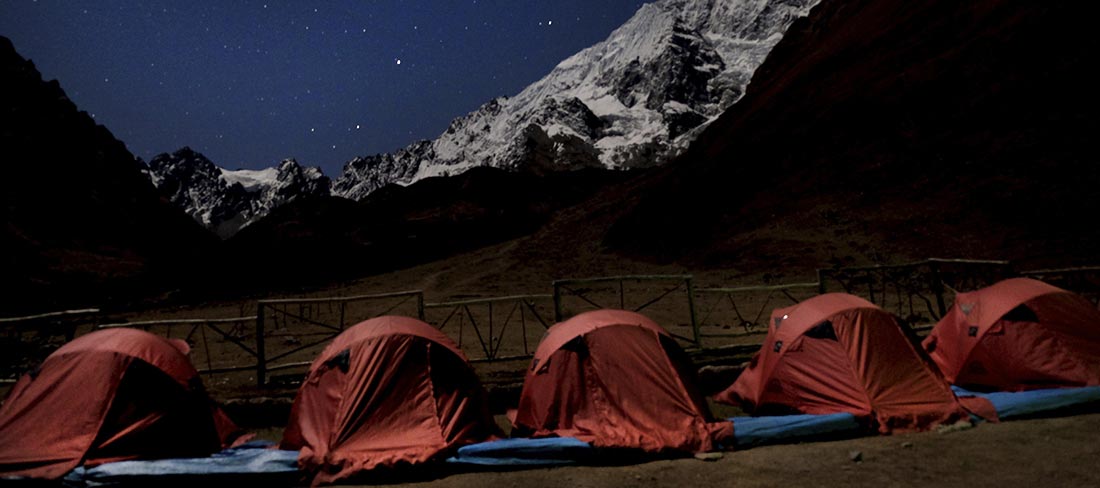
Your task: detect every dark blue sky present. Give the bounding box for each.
[1,0,646,176]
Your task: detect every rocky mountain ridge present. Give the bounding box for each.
[145,148,329,238]
[332,0,821,199]
[148,0,819,231]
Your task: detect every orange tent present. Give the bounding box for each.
[0,328,242,480]
[715,294,971,433]
[512,309,732,453]
[281,316,498,486]
[924,278,1100,391]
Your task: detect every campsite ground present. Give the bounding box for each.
[11,229,1098,487]
[388,412,1100,488]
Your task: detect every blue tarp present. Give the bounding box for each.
[446,437,594,466]
[447,414,864,467]
[64,441,300,486]
[952,385,1100,420]
[731,413,862,448]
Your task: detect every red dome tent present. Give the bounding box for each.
[512,309,732,453]
[0,328,242,480]
[923,278,1100,391]
[715,294,971,433]
[281,316,499,486]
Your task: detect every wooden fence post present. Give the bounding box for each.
[416,292,426,321]
[929,261,948,318]
[686,277,700,347]
[553,282,563,323]
[256,304,266,388]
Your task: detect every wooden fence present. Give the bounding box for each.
[1021,266,1100,304]
[7,258,1100,388]
[424,295,553,362]
[255,290,424,386]
[0,308,101,383]
[694,282,820,338]
[96,316,257,375]
[818,258,1013,325]
[553,275,699,346]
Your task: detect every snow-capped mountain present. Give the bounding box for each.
[146,147,330,237]
[146,0,816,229]
[333,0,820,200]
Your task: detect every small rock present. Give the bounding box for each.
[849,450,863,462]
[935,420,974,434]
[694,452,723,461]
[901,442,914,449]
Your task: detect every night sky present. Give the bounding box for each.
[1,1,646,176]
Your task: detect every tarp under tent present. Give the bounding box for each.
[63,440,300,487]
[951,385,1100,421]
[512,309,733,453]
[923,277,1100,392]
[447,413,861,467]
[281,316,500,486]
[0,328,244,480]
[715,293,978,433]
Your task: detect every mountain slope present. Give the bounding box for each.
[221,167,629,290]
[146,148,330,238]
[0,36,215,313]
[601,0,1100,271]
[333,0,820,200]
[221,0,1100,302]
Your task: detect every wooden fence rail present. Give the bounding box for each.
[1020,266,1100,304]
[9,258,1100,389]
[818,258,1013,324]
[97,316,257,375]
[694,282,819,337]
[0,308,102,384]
[553,274,699,346]
[254,290,424,386]
[425,294,553,362]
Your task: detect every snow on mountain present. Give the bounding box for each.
[146,147,330,238]
[220,167,279,192]
[333,0,820,200]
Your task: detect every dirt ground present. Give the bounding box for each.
[9,227,1099,487]
[388,413,1100,488]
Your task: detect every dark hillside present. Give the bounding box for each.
[221,167,629,290]
[605,0,1100,272]
[0,36,215,313]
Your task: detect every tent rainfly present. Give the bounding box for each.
[513,309,733,453]
[281,316,499,486]
[924,277,1100,392]
[0,328,244,480]
[716,293,975,433]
